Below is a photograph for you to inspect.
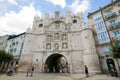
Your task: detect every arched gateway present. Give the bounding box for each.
[45,53,68,72]
[20,11,101,73]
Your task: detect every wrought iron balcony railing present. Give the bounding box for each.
[108,22,120,30]
[112,36,120,40]
[105,12,117,20]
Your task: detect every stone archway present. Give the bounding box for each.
[45,53,67,73]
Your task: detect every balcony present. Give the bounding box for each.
[95,40,110,46]
[105,12,117,20]
[112,36,120,40]
[108,22,120,30]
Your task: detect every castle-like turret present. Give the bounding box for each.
[81,28,101,73]
[66,10,72,26]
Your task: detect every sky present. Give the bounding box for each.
[0,0,112,36]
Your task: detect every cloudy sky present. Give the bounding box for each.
[0,0,112,36]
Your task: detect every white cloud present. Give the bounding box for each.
[69,0,90,13]
[0,4,41,36]
[46,0,66,8]
[7,0,18,5]
[0,0,3,2]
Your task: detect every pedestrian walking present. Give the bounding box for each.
[59,66,62,75]
[44,64,47,73]
[7,66,14,76]
[14,64,19,74]
[30,66,34,77]
[66,65,70,74]
[53,66,55,72]
[85,65,89,77]
[26,66,31,76]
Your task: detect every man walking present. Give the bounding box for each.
[85,65,89,77]
[26,66,31,76]
[30,66,34,77]
[14,64,19,74]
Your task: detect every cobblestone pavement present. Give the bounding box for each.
[0,73,120,80]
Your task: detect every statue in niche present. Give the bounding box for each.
[62,34,67,40]
[54,33,59,40]
[62,43,68,49]
[47,35,52,41]
[54,43,59,50]
[55,22,60,30]
[46,43,51,49]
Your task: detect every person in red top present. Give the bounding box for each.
[44,64,47,73]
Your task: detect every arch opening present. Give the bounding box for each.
[45,53,67,73]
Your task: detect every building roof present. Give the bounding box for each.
[87,0,119,18]
[8,32,26,40]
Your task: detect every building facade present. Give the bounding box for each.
[0,35,9,50]
[5,33,25,66]
[19,11,101,73]
[88,0,120,73]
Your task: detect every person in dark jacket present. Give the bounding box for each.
[85,65,89,77]
[7,66,14,76]
[30,66,34,77]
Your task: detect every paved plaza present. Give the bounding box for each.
[0,73,120,80]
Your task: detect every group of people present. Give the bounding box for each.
[59,66,70,74]
[6,64,89,77]
[7,64,19,76]
[26,66,34,77]
[59,65,89,77]
[43,64,70,74]
[43,64,89,77]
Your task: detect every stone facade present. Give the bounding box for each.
[19,10,101,73]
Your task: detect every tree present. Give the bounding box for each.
[0,50,13,71]
[0,50,5,61]
[109,39,120,71]
[5,53,14,62]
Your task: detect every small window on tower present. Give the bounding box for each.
[73,19,77,23]
[39,24,43,27]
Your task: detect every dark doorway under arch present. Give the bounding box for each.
[106,58,118,76]
[45,53,67,73]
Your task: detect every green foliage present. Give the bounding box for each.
[0,50,13,62]
[109,39,120,59]
[0,50,6,61]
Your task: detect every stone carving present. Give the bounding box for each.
[62,34,67,40]
[54,33,59,40]
[46,43,51,49]
[47,35,52,41]
[62,43,68,49]
[54,43,59,50]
